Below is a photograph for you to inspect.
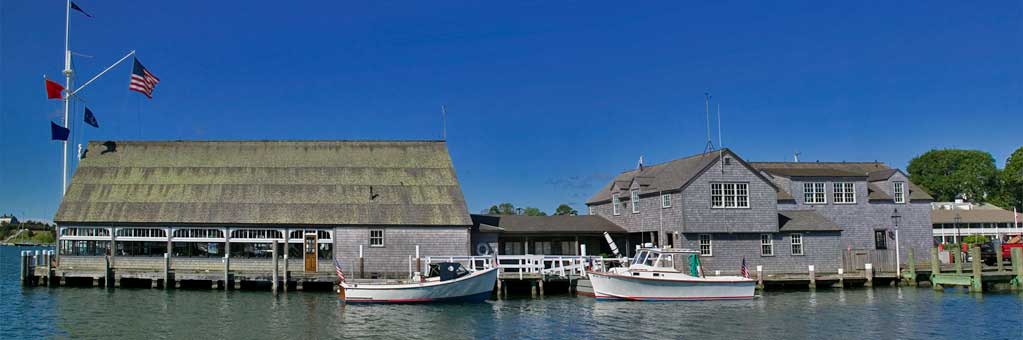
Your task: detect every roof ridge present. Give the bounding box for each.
[615,150,720,175]
[86,139,447,144]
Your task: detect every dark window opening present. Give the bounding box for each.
[874,230,887,250]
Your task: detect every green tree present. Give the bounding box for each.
[998,146,1023,211]
[521,207,547,216]
[907,149,999,202]
[554,204,578,216]
[486,203,517,215]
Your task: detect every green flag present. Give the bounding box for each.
[689,254,701,277]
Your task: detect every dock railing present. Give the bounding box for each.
[421,255,629,280]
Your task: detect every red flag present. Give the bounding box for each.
[45,79,64,99]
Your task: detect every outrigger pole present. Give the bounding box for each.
[59,0,135,196]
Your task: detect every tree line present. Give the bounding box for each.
[481,203,579,216]
[907,146,1023,211]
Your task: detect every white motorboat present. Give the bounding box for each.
[340,262,498,303]
[586,248,755,301]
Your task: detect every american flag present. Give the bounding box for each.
[740,257,750,279]
[129,58,160,98]
[334,258,346,282]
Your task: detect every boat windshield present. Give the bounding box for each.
[655,254,674,269]
[633,251,648,266]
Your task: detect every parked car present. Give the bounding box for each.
[977,242,1023,266]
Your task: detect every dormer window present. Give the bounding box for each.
[661,193,671,208]
[833,182,856,204]
[631,190,640,213]
[893,182,906,204]
[804,182,827,204]
[612,193,621,215]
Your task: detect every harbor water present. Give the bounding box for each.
[2,246,1020,339]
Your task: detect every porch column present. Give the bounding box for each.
[524,236,530,255]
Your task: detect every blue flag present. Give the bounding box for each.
[50,122,69,141]
[84,107,99,128]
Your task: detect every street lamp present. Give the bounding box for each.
[891,208,902,273]
[953,212,962,245]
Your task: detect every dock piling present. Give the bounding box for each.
[930,247,942,290]
[836,268,844,288]
[19,251,26,285]
[808,265,816,289]
[864,263,873,287]
[358,245,365,279]
[223,254,230,291]
[970,247,983,292]
[1011,248,1023,291]
[283,253,289,292]
[906,247,917,286]
[954,248,963,274]
[163,253,170,290]
[995,244,1005,272]
[271,240,279,295]
[756,265,764,289]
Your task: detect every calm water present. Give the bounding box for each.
[2,246,1021,339]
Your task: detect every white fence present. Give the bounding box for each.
[421,255,629,280]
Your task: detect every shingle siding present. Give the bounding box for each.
[681,159,779,233]
[333,226,469,278]
[681,232,842,274]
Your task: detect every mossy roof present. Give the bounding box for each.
[55,140,471,226]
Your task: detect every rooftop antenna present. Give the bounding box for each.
[441,105,447,141]
[794,152,801,162]
[703,91,715,153]
[717,103,724,173]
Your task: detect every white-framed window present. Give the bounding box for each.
[803,182,827,204]
[369,229,384,247]
[612,193,621,216]
[710,183,750,208]
[699,234,712,256]
[760,234,774,256]
[791,233,804,255]
[661,193,671,208]
[588,206,594,215]
[893,182,906,204]
[631,190,640,213]
[833,182,856,204]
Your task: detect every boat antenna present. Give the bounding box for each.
[441,104,447,141]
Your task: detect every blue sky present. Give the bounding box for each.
[1,1,1020,222]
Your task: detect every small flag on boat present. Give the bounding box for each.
[70,1,93,18]
[129,58,160,98]
[45,79,64,99]
[84,107,99,128]
[334,258,346,282]
[50,122,69,141]
[740,257,750,279]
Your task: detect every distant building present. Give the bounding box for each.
[931,200,1022,243]
[55,140,471,278]
[0,214,18,225]
[586,149,934,275]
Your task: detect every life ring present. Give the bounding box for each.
[476,243,492,255]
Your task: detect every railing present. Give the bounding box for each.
[421,255,631,280]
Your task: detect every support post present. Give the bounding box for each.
[969,246,982,293]
[538,279,545,296]
[864,263,873,287]
[496,279,503,299]
[104,255,111,288]
[995,244,1005,272]
[19,251,26,285]
[47,250,54,288]
[906,247,917,286]
[808,265,816,289]
[224,254,230,291]
[1011,248,1023,291]
[416,245,421,275]
[283,253,289,292]
[163,253,170,290]
[837,268,844,288]
[931,247,942,291]
[530,280,537,298]
[272,240,279,295]
[954,248,963,274]
[756,265,764,289]
[358,245,365,279]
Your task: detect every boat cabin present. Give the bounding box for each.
[629,248,700,273]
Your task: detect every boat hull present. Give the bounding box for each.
[341,267,498,304]
[587,272,755,301]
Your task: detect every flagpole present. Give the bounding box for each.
[62,0,72,196]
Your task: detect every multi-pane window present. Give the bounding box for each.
[230,229,282,239]
[760,234,773,256]
[711,183,750,208]
[803,182,827,204]
[61,228,110,237]
[173,228,224,239]
[791,233,804,255]
[874,230,887,250]
[117,228,168,238]
[699,234,712,256]
[612,194,621,215]
[661,193,671,208]
[833,182,856,204]
[893,182,906,203]
[631,190,640,213]
[370,229,384,247]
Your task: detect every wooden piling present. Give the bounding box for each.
[539,279,545,296]
[163,253,170,290]
[808,265,816,289]
[283,254,289,292]
[271,240,279,295]
[223,255,230,291]
[1011,247,1023,291]
[954,248,963,274]
[995,244,1005,272]
[970,247,982,293]
[47,251,54,288]
[930,247,942,290]
[415,245,422,275]
[530,281,537,297]
[864,263,873,287]
[359,245,365,279]
[104,255,112,288]
[906,247,917,286]
[19,251,26,285]
[756,265,764,290]
[496,279,503,299]
[836,268,844,288]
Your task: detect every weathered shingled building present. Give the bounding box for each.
[586,149,934,276]
[55,140,471,279]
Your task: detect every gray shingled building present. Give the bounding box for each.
[586,149,933,276]
[54,140,471,278]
